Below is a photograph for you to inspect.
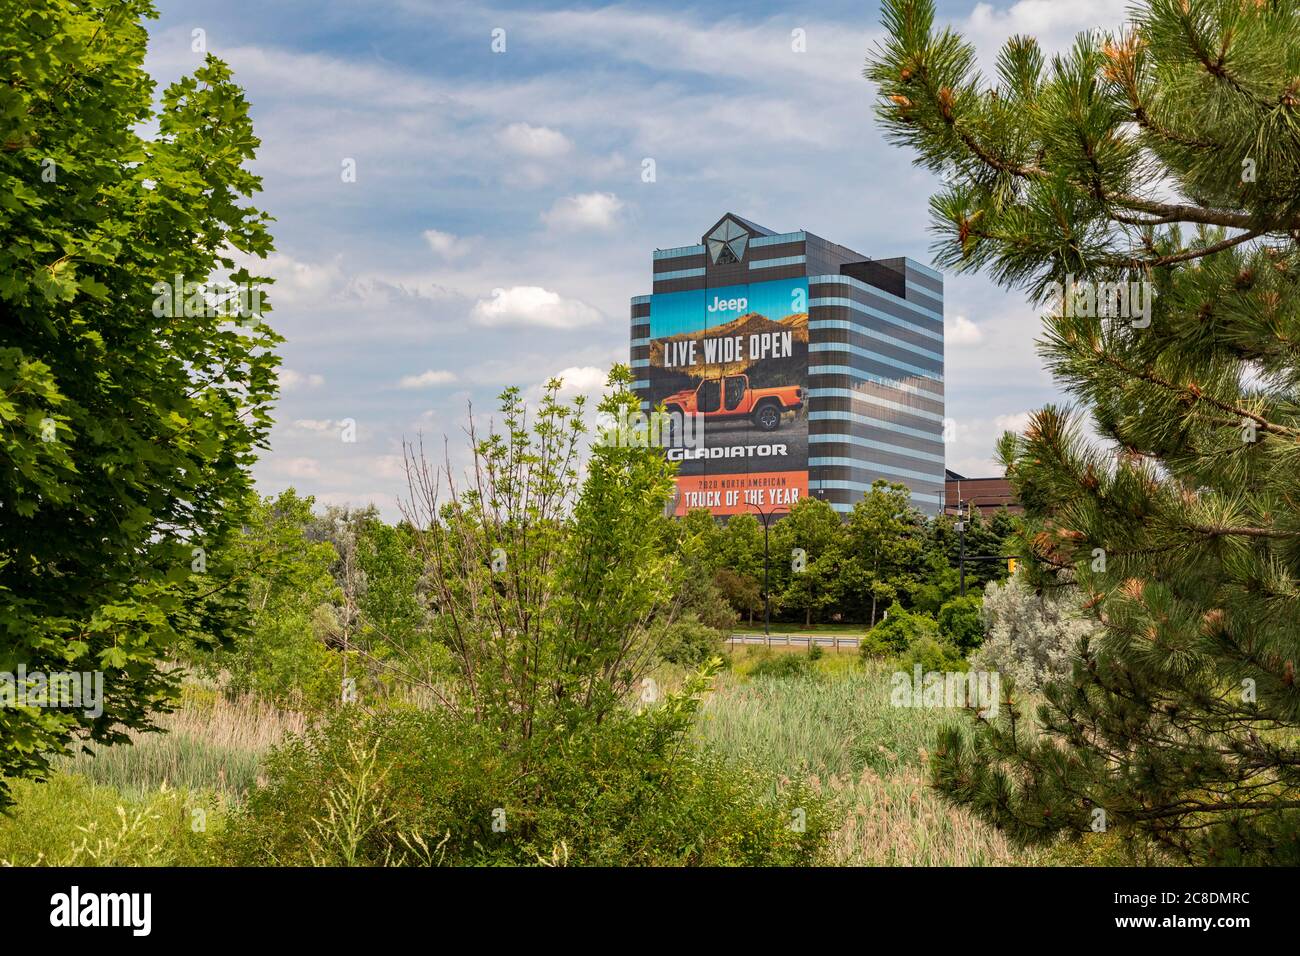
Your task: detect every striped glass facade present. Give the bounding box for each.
[631,214,945,515]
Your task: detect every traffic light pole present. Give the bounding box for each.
[957,498,966,597]
[955,498,1017,594]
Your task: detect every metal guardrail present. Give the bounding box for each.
[727,633,861,649]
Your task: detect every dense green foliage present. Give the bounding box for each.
[209,372,841,866]
[209,491,342,710]
[861,601,939,655]
[222,670,834,867]
[681,481,1014,630]
[937,595,984,652]
[0,773,221,866]
[871,0,1300,863]
[0,0,276,803]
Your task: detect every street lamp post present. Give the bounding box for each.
[747,501,787,642]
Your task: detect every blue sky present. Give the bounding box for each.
[143,0,1131,517]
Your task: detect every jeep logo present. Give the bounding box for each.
[707,295,748,313]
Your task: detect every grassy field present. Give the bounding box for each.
[55,684,307,801]
[2,647,1048,866]
[0,774,223,866]
[700,649,1039,865]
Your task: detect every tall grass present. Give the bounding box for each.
[697,657,1041,866]
[21,658,1042,866]
[0,774,223,866]
[56,686,307,800]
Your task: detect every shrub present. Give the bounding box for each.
[898,634,968,674]
[859,602,937,657]
[857,632,897,660]
[970,576,1097,693]
[937,595,983,653]
[654,612,726,667]
[749,651,820,680]
[223,674,835,867]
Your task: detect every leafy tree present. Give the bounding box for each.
[937,595,983,653]
[719,512,765,583]
[774,496,846,626]
[0,0,276,802]
[936,508,1014,595]
[669,508,738,633]
[397,367,681,743]
[846,481,924,625]
[214,490,342,710]
[714,567,762,625]
[860,601,938,656]
[679,507,725,573]
[872,0,1300,862]
[354,515,432,659]
[911,546,960,615]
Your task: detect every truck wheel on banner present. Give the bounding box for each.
[753,402,782,431]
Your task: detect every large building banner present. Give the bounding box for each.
[647,276,809,516]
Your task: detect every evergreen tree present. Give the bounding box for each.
[871,0,1300,862]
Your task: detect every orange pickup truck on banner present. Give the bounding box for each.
[672,470,808,516]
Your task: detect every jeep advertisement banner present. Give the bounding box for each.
[647,276,809,516]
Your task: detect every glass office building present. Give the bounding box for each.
[631,213,945,516]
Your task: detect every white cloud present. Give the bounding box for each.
[994,411,1033,435]
[471,286,603,330]
[946,314,984,345]
[277,457,321,479]
[963,1,1132,67]
[372,455,410,480]
[292,419,341,433]
[497,122,572,158]
[541,192,625,231]
[257,252,344,306]
[398,369,457,389]
[422,229,470,258]
[945,411,1035,479]
[552,365,608,395]
[278,368,325,391]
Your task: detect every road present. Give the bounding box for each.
[727,632,860,648]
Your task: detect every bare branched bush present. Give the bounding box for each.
[396,368,683,744]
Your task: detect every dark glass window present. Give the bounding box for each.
[723,375,746,410]
[697,378,721,413]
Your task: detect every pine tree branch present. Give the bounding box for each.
[1098,228,1264,269]
[1178,522,1300,540]
[1090,348,1300,439]
[1128,101,1217,150]
[1109,194,1273,231]
[894,79,1298,232]
[1174,5,1275,111]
